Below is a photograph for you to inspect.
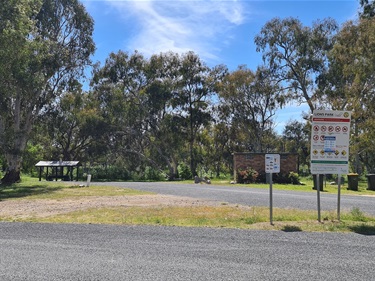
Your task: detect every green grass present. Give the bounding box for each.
[12,205,375,234]
[0,179,150,200]
[1,177,375,234]
[207,177,375,196]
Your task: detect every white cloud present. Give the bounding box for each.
[101,0,246,62]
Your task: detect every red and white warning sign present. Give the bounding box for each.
[310,110,351,174]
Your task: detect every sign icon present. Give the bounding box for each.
[335,126,341,132]
[342,126,348,133]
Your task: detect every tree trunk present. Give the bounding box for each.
[1,153,22,184]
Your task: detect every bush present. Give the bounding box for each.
[272,172,300,184]
[253,171,300,184]
[288,172,300,185]
[143,166,164,181]
[178,163,192,180]
[89,165,130,181]
[237,167,259,184]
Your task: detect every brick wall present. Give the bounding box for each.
[233,152,298,181]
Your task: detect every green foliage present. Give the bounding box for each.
[360,0,375,18]
[178,163,192,180]
[255,17,338,113]
[288,172,300,185]
[89,165,130,181]
[143,166,165,181]
[0,0,95,184]
[348,207,368,222]
[4,3,375,184]
[22,143,44,175]
[217,66,282,153]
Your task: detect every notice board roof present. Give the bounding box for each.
[35,161,80,167]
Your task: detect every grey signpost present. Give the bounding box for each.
[310,110,351,222]
[265,154,280,225]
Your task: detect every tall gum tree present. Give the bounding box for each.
[254,17,338,114]
[217,66,283,153]
[319,18,375,173]
[0,0,95,184]
[171,52,225,177]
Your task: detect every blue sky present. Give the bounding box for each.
[82,0,359,133]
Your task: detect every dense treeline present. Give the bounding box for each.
[1,0,375,183]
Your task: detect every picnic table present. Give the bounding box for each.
[35,161,80,181]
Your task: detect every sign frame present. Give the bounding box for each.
[310,110,351,175]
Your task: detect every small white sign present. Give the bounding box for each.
[265,154,280,173]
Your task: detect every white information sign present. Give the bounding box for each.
[265,154,280,173]
[310,110,351,174]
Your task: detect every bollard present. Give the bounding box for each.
[86,174,92,187]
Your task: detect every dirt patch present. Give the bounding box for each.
[0,195,226,219]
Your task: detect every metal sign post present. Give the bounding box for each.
[269,172,273,225]
[316,174,321,222]
[265,154,280,225]
[310,110,351,222]
[337,175,341,221]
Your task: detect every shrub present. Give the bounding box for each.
[178,163,192,180]
[237,167,259,184]
[144,166,164,181]
[288,172,300,185]
[89,165,130,181]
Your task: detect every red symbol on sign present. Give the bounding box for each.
[313,125,319,132]
[313,135,319,141]
[320,135,325,141]
[335,126,341,132]
[328,126,334,132]
[321,126,327,132]
[342,126,348,133]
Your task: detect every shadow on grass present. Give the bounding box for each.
[0,184,64,200]
[348,224,375,235]
[281,225,303,232]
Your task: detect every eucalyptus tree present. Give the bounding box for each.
[171,51,226,176]
[36,85,106,162]
[254,17,338,114]
[145,52,189,179]
[319,18,375,173]
[360,0,375,18]
[0,0,95,184]
[282,120,310,168]
[198,122,234,178]
[90,51,153,170]
[217,66,283,153]
[91,51,188,179]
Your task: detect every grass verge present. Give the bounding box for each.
[1,181,375,234]
[0,180,150,200]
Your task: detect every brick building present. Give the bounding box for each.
[233,152,298,181]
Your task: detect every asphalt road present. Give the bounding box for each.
[0,222,374,281]
[89,181,375,216]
